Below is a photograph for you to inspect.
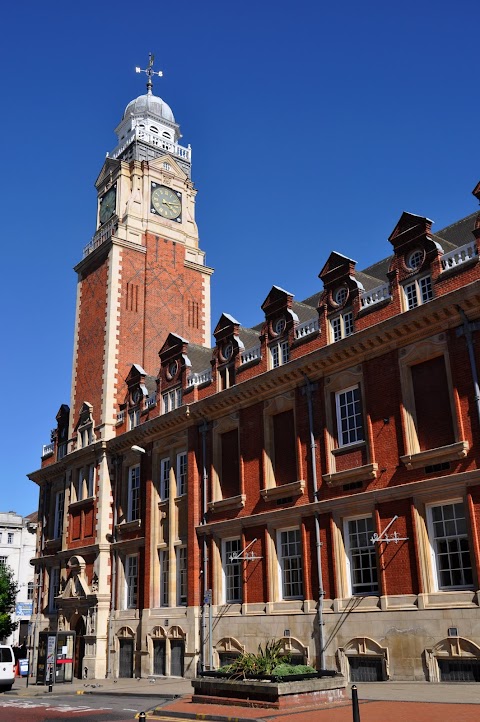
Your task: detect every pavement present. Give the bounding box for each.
[4,675,480,721]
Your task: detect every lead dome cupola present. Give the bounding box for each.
[123,93,175,123]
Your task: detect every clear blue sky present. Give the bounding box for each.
[1,0,479,515]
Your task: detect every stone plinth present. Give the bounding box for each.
[191,674,347,709]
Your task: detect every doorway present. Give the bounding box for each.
[73,618,86,679]
[170,639,184,677]
[153,639,166,676]
[119,638,134,678]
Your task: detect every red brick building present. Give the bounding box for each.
[29,65,480,683]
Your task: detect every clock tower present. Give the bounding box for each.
[70,58,213,440]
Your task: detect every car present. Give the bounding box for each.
[0,645,15,691]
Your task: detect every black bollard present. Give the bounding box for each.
[48,683,53,693]
[138,712,147,722]
[351,684,360,722]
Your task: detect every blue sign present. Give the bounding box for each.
[16,602,33,617]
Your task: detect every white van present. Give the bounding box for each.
[0,645,15,691]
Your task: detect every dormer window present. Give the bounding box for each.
[334,286,348,306]
[330,310,354,342]
[406,248,425,271]
[273,317,286,335]
[269,316,289,368]
[128,408,140,430]
[270,339,289,369]
[219,365,235,390]
[403,275,433,310]
[167,360,179,380]
[222,342,233,361]
[217,341,235,390]
[78,424,92,448]
[162,387,182,414]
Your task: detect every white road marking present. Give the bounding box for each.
[0,699,111,712]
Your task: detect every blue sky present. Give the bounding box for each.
[1,0,479,515]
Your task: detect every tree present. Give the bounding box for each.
[0,564,18,640]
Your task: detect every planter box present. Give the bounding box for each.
[191,673,347,709]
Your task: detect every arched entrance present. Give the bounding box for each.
[73,617,86,679]
[117,627,135,678]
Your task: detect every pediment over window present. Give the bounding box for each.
[214,313,240,340]
[213,314,244,365]
[261,286,298,340]
[389,212,432,245]
[149,154,187,180]
[60,555,92,600]
[318,253,363,312]
[158,333,192,386]
[124,364,149,406]
[55,405,70,447]
[261,285,294,315]
[387,212,445,281]
[159,333,189,358]
[95,157,121,190]
[74,402,94,432]
[215,637,245,655]
[56,404,70,426]
[319,252,357,286]
[472,180,480,202]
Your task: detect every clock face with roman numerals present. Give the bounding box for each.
[99,186,116,225]
[151,184,182,221]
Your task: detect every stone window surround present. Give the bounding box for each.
[263,392,304,496]
[425,498,473,592]
[338,636,389,681]
[125,553,138,609]
[210,414,244,508]
[269,338,290,369]
[329,310,354,343]
[402,273,433,311]
[398,334,467,469]
[323,366,377,486]
[330,505,379,601]
[276,527,304,601]
[153,435,188,504]
[152,434,188,609]
[222,537,243,604]
[343,514,379,597]
[413,492,476,596]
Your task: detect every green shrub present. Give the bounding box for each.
[271,663,317,676]
[220,640,289,678]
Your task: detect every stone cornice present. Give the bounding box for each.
[28,440,108,484]
[195,468,480,535]
[74,233,146,275]
[184,259,214,276]
[30,279,480,470]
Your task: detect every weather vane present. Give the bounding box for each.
[135,53,163,94]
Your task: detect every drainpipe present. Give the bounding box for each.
[199,421,209,672]
[456,305,480,428]
[302,375,326,670]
